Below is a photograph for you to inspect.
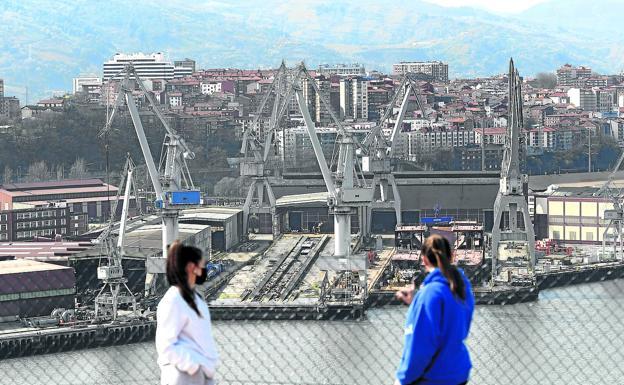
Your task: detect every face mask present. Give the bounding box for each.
[195,265,208,285]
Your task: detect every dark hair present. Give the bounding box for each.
[421,234,466,300]
[166,240,203,317]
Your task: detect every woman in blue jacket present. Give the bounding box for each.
[395,234,475,385]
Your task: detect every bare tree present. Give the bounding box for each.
[69,158,88,179]
[213,176,244,197]
[55,164,65,180]
[3,166,13,185]
[26,161,51,182]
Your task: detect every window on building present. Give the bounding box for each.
[586,232,594,241]
[569,231,577,240]
[553,231,561,240]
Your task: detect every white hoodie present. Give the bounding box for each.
[156,286,219,379]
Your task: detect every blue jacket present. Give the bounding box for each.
[396,268,475,385]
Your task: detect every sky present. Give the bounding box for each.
[423,0,550,14]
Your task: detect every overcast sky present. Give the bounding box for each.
[423,0,549,14]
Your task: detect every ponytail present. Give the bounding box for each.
[166,240,202,317]
[422,234,466,300]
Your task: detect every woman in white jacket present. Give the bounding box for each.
[156,240,219,385]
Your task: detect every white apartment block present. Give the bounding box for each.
[201,82,222,95]
[72,76,102,94]
[318,63,366,77]
[568,88,617,112]
[392,61,449,82]
[168,93,182,107]
[103,52,175,81]
[568,88,597,111]
[339,77,368,120]
[407,130,477,155]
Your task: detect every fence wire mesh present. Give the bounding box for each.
[1,249,623,385]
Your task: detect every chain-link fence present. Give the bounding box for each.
[1,253,623,385]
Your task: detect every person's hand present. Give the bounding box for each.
[395,285,414,305]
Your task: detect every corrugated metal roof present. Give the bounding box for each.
[276,192,329,207]
[0,242,94,259]
[0,259,71,275]
[5,185,117,198]
[180,207,241,221]
[0,179,106,192]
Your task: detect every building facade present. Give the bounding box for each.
[276,127,368,169]
[317,63,365,77]
[103,52,175,81]
[533,187,614,244]
[0,205,88,241]
[0,97,20,121]
[0,179,120,223]
[556,64,592,86]
[392,61,449,82]
[173,58,196,78]
[339,77,368,120]
[72,76,102,94]
[0,259,75,319]
[406,129,478,154]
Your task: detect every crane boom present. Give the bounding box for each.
[596,149,624,197]
[389,89,412,158]
[295,89,337,199]
[117,165,133,252]
[124,90,165,200]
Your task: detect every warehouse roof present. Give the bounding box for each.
[0,179,105,191]
[0,259,71,275]
[276,192,329,208]
[180,207,241,221]
[530,171,624,191]
[0,241,94,260]
[543,186,612,200]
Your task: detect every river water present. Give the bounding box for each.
[2,280,623,385]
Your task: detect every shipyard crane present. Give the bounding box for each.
[293,63,374,257]
[361,73,429,231]
[240,61,290,237]
[102,64,201,296]
[491,59,536,283]
[94,156,139,321]
[594,149,624,260]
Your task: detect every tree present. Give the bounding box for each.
[524,117,538,129]
[213,176,244,197]
[26,161,51,182]
[534,73,557,89]
[3,166,13,184]
[69,158,88,179]
[55,164,65,180]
